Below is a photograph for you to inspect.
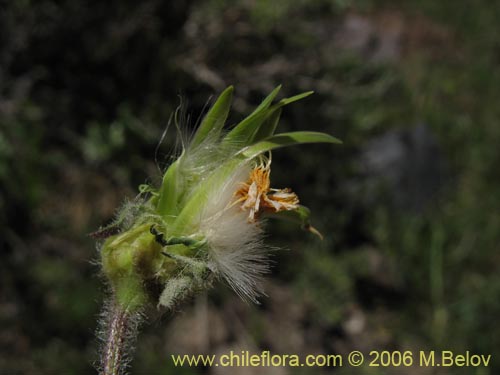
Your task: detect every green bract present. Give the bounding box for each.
[99,86,341,311]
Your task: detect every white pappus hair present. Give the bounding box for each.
[196,163,273,303]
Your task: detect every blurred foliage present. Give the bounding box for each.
[1,0,499,374]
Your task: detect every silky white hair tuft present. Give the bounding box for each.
[195,163,272,303]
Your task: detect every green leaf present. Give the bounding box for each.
[191,86,234,148]
[223,88,315,147]
[157,158,182,218]
[222,85,281,146]
[248,91,315,143]
[240,131,342,159]
[264,205,323,239]
[251,108,282,143]
[252,84,282,114]
[276,90,314,106]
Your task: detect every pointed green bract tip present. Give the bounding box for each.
[191,85,234,148]
[240,131,342,159]
[278,90,314,105]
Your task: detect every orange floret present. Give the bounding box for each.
[234,158,299,222]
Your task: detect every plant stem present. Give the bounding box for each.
[100,298,141,375]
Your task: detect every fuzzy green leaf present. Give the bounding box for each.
[240,131,342,159]
[191,86,234,148]
[158,276,191,308]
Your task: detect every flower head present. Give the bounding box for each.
[98,85,341,311]
[235,155,300,222]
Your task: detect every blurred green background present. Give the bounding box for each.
[1,1,499,374]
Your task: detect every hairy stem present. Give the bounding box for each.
[100,298,141,375]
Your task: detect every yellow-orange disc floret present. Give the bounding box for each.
[234,157,299,222]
